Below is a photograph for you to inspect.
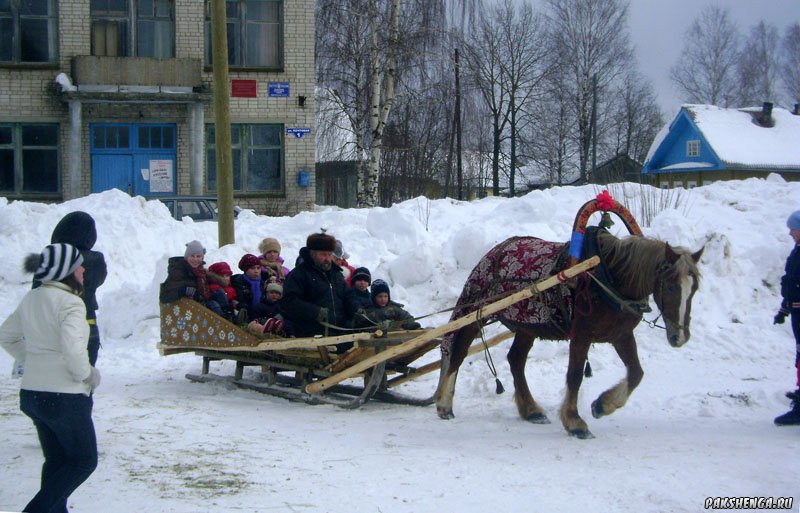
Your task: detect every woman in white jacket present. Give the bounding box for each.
[0,243,101,513]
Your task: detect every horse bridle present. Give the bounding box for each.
[649,261,689,332]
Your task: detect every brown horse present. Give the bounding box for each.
[434,230,703,438]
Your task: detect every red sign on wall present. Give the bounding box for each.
[231,80,257,98]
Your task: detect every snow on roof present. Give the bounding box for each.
[661,161,715,170]
[685,104,800,169]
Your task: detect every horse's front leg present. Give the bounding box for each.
[434,324,479,419]
[560,337,593,439]
[591,332,644,419]
[508,331,549,423]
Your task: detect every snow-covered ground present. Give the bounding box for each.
[1,178,798,512]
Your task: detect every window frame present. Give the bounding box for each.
[204,0,284,70]
[90,0,176,58]
[205,123,285,195]
[0,0,59,65]
[686,139,700,158]
[0,123,61,196]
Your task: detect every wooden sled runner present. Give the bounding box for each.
[158,257,599,409]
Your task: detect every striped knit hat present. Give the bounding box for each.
[25,243,84,283]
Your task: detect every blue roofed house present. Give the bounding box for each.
[642,103,800,188]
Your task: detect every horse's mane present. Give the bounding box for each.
[597,230,701,299]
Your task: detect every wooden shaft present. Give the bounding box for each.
[305,256,599,395]
[386,330,514,388]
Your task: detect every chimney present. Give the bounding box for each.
[794,103,800,115]
[757,101,775,127]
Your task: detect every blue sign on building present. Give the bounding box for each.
[286,128,311,139]
[268,82,290,97]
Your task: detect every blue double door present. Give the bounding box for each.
[90,123,177,196]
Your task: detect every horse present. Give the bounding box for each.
[434,230,703,439]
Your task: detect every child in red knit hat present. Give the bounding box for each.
[208,262,237,306]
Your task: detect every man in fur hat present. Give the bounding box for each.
[281,231,359,342]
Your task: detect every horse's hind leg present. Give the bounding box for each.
[560,337,594,439]
[508,330,549,423]
[435,323,481,419]
[591,333,643,419]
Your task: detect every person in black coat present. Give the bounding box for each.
[281,232,359,342]
[159,241,229,319]
[774,209,800,426]
[230,253,277,322]
[34,211,107,366]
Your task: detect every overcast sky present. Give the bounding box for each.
[627,0,800,116]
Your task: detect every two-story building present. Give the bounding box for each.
[642,103,800,188]
[0,0,315,215]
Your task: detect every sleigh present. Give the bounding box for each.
[158,257,600,409]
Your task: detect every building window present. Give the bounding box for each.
[659,181,670,189]
[205,0,283,69]
[686,139,700,157]
[206,124,283,193]
[91,0,175,58]
[0,0,58,64]
[686,180,697,189]
[0,124,59,194]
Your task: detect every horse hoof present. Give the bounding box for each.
[526,412,551,424]
[568,428,595,439]
[591,399,604,419]
[437,407,455,420]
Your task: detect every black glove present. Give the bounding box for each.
[774,308,789,325]
[185,286,196,298]
[317,307,329,324]
[402,321,422,330]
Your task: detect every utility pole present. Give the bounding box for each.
[211,0,234,246]
[455,48,463,200]
[589,74,597,184]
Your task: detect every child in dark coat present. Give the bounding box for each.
[29,211,107,367]
[357,279,421,331]
[773,209,800,426]
[248,282,294,336]
[231,253,279,322]
[208,262,237,305]
[351,267,373,309]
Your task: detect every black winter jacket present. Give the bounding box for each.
[354,301,420,330]
[34,211,107,319]
[160,257,200,303]
[230,272,270,309]
[281,247,359,337]
[781,244,800,309]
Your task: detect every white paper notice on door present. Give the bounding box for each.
[149,160,173,193]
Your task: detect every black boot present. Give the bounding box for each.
[786,389,800,402]
[235,308,249,325]
[774,400,800,426]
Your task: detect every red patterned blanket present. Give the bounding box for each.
[442,237,572,353]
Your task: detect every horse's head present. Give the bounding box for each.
[652,243,703,347]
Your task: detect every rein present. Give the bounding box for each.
[585,271,652,317]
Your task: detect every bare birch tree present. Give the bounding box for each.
[547,0,633,183]
[670,5,740,107]
[606,70,663,166]
[462,0,549,196]
[737,20,781,107]
[780,22,800,104]
[498,0,549,196]
[522,60,579,186]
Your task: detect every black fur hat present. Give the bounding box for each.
[307,232,336,252]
